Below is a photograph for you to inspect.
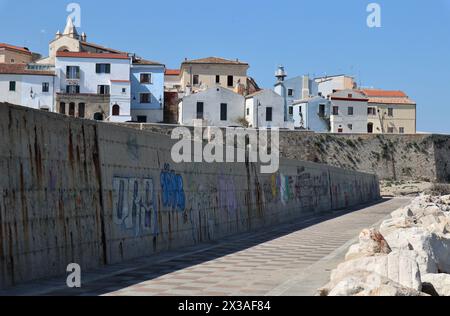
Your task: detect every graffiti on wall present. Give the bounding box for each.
[218,174,238,218]
[160,164,186,212]
[263,168,330,211]
[113,177,158,237]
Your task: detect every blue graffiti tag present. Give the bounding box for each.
[160,164,186,212]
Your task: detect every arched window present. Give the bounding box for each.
[112,104,120,116]
[93,112,104,121]
[78,103,85,118]
[59,102,66,114]
[69,103,75,116]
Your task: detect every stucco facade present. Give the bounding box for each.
[245,90,286,129]
[130,63,165,123]
[330,90,368,134]
[180,57,249,94]
[361,89,417,134]
[0,73,55,111]
[179,86,245,127]
[315,75,356,98]
[293,96,331,133]
[55,52,132,122]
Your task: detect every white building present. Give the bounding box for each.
[315,75,356,98]
[329,90,368,134]
[178,86,244,127]
[55,51,132,122]
[245,90,286,129]
[292,96,331,132]
[0,63,55,111]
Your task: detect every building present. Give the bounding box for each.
[33,16,165,122]
[178,86,245,127]
[55,51,132,122]
[179,57,249,95]
[292,96,331,132]
[315,75,356,98]
[0,63,55,111]
[360,89,417,134]
[0,43,36,64]
[329,90,368,134]
[273,66,318,122]
[245,90,286,129]
[164,69,181,93]
[130,57,165,123]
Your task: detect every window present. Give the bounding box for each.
[66,66,80,79]
[348,107,354,116]
[66,85,80,94]
[227,75,234,87]
[266,107,273,122]
[319,104,325,117]
[78,103,85,118]
[193,75,199,86]
[93,113,104,121]
[220,103,228,121]
[69,103,75,117]
[368,107,376,115]
[137,116,147,123]
[216,75,220,84]
[196,102,204,119]
[140,93,151,103]
[348,93,353,98]
[60,102,66,114]
[112,104,120,116]
[140,73,151,84]
[332,106,339,116]
[9,81,16,91]
[399,127,405,134]
[338,128,343,133]
[95,63,111,74]
[289,106,293,115]
[299,106,302,114]
[246,108,250,116]
[288,89,294,97]
[42,82,50,93]
[122,88,126,94]
[388,127,394,134]
[388,108,394,117]
[10,59,15,63]
[97,85,110,95]
[348,124,353,131]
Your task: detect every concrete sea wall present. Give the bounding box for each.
[0,103,380,289]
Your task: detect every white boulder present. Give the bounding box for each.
[421,274,450,296]
[331,251,422,291]
[345,229,391,261]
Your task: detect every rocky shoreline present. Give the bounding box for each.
[318,195,450,296]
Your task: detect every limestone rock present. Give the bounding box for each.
[384,227,450,274]
[422,274,450,297]
[380,216,416,237]
[391,207,414,219]
[439,195,450,206]
[345,229,391,261]
[321,271,426,297]
[331,251,422,291]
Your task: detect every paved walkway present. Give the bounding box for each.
[3,198,411,296]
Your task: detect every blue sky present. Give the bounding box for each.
[1,0,449,134]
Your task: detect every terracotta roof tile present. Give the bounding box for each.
[165,69,180,76]
[0,63,55,76]
[0,43,32,55]
[360,89,407,98]
[182,57,248,65]
[56,51,130,60]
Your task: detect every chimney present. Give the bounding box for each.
[81,32,87,42]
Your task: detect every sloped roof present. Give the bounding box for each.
[182,57,248,65]
[0,43,32,55]
[56,51,130,59]
[0,63,55,76]
[81,41,127,54]
[165,69,180,76]
[360,89,416,105]
[132,58,164,66]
